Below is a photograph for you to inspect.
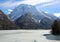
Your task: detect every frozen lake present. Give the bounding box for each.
[0,30,60,42]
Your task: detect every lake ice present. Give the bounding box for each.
[0,30,60,42]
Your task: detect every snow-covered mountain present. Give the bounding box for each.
[9,4,53,21]
[9,4,57,29]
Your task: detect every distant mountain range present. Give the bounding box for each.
[0,10,20,30]
[9,4,58,29]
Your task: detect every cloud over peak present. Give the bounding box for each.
[0,0,57,8]
[0,0,60,14]
[54,12,60,17]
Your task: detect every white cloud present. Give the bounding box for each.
[8,9,13,12]
[41,1,59,7]
[24,0,54,5]
[54,13,60,17]
[0,0,55,8]
[45,11,48,13]
[7,9,13,14]
[37,0,60,8]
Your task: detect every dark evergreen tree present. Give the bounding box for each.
[51,19,60,35]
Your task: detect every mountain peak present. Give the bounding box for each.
[9,4,38,21]
[17,4,32,8]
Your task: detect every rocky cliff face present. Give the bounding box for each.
[0,10,20,30]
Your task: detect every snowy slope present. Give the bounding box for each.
[9,4,56,21]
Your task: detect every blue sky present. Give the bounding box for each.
[0,0,60,17]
